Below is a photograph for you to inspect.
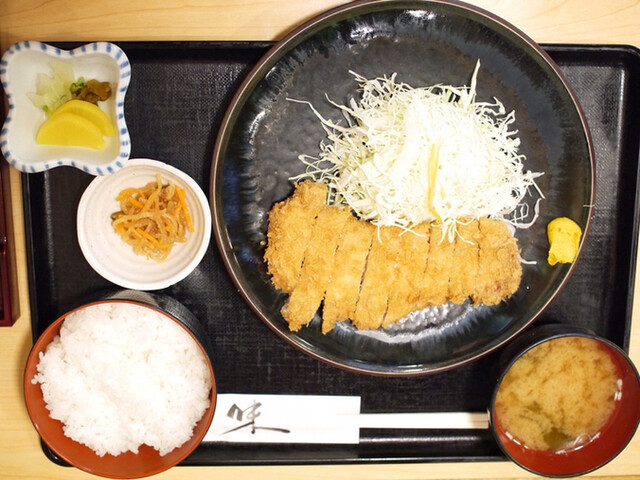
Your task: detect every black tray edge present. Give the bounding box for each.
[542,43,640,353]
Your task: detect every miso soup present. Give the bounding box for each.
[494,336,621,451]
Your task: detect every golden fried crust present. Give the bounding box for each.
[472,218,522,305]
[280,205,351,331]
[264,181,328,293]
[352,225,400,330]
[265,183,523,332]
[448,220,480,304]
[420,223,453,307]
[322,215,374,334]
[383,224,430,327]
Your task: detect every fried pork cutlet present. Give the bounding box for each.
[472,218,522,305]
[322,215,375,334]
[420,223,454,307]
[448,220,480,304]
[264,181,328,293]
[264,182,523,333]
[352,225,403,330]
[280,205,351,331]
[383,223,430,327]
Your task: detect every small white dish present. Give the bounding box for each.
[77,158,212,290]
[0,41,131,175]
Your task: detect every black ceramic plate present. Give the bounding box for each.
[210,0,594,375]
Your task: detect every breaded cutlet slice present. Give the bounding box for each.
[280,204,351,331]
[322,214,375,334]
[472,218,522,306]
[264,181,328,293]
[352,225,403,330]
[383,223,431,327]
[448,220,480,304]
[420,223,454,307]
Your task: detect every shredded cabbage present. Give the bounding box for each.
[27,60,76,115]
[290,62,544,240]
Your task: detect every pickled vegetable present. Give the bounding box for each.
[36,100,114,149]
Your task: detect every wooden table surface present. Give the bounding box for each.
[1,1,640,479]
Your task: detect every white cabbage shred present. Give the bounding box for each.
[290,62,544,240]
[27,59,76,115]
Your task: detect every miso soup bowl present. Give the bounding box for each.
[489,324,640,477]
[24,290,216,479]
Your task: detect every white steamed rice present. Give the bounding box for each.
[32,302,212,457]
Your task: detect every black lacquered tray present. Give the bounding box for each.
[23,42,640,466]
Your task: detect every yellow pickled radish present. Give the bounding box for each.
[36,112,106,150]
[50,99,115,136]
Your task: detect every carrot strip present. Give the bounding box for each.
[177,187,194,232]
[134,227,171,248]
[127,196,145,209]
